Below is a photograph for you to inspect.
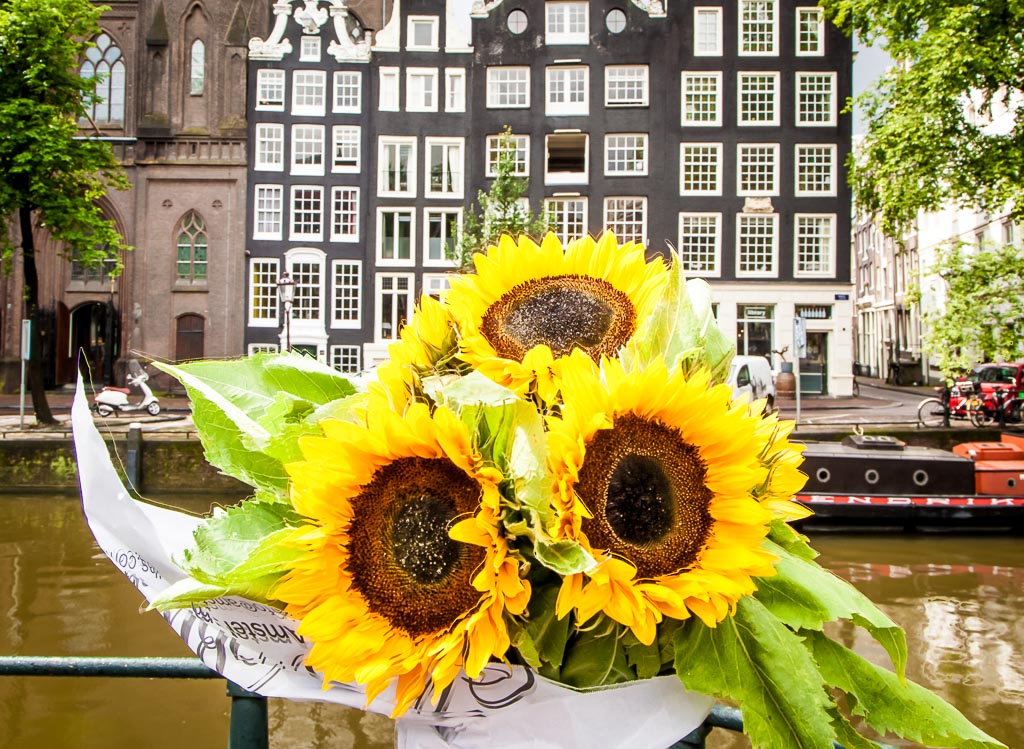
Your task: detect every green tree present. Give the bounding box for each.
[459,128,552,268]
[0,0,130,424]
[822,1,1024,235]
[912,242,1024,378]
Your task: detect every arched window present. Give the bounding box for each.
[175,314,205,362]
[81,33,125,124]
[176,211,208,282]
[190,39,205,95]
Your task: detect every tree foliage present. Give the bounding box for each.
[821,0,1024,235]
[912,242,1024,378]
[458,127,552,268]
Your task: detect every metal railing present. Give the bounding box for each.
[0,655,888,748]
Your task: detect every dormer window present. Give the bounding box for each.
[546,2,588,45]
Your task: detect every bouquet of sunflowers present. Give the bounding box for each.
[76,233,1004,748]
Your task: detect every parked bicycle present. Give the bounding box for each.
[916,380,984,428]
[968,385,1024,428]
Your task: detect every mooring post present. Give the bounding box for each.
[126,423,142,491]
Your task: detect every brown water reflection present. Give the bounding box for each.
[1,496,1019,748]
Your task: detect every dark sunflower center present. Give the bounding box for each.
[480,275,636,362]
[577,414,713,579]
[347,457,486,637]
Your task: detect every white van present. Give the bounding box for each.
[727,356,776,410]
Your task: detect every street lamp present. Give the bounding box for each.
[277,270,295,352]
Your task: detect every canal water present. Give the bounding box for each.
[1,494,1020,748]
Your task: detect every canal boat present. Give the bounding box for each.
[795,433,1024,530]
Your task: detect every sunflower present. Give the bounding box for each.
[275,400,530,716]
[445,232,668,400]
[546,353,808,644]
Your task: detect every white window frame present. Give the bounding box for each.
[424,208,463,267]
[794,143,837,196]
[255,69,285,111]
[737,143,780,196]
[248,343,280,355]
[546,1,589,45]
[284,247,326,325]
[376,208,416,266]
[379,67,400,112]
[545,132,590,185]
[486,134,530,177]
[737,72,780,126]
[330,344,361,373]
[425,137,465,199]
[603,197,647,244]
[796,72,837,126]
[445,68,466,112]
[406,67,439,113]
[254,123,284,171]
[796,7,826,56]
[544,198,588,244]
[681,72,722,127]
[794,213,837,278]
[738,0,778,56]
[407,15,440,51]
[248,258,279,327]
[331,125,361,173]
[330,186,360,243]
[604,133,648,176]
[736,213,779,278]
[291,70,326,116]
[253,185,283,240]
[677,212,722,278]
[290,124,325,176]
[377,136,417,198]
[546,66,590,116]
[422,273,453,299]
[333,70,362,113]
[487,67,530,108]
[300,36,321,62]
[693,7,723,56]
[289,186,324,241]
[679,142,723,196]
[374,272,416,342]
[330,258,362,329]
[604,65,649,107]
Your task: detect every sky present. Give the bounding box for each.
[852,36,893,133]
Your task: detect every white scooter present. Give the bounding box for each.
[93,361,161,417]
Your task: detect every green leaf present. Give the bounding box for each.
[558,616,635,688]
[622,629,663,680]
[515,584,571,670]
[766,519,818,561]
[148,578,228,611]
[673,596,837,749]
[532,539,595,576]
[755,539,907,679]
[828,707,884,749]
[805,630,1007,749]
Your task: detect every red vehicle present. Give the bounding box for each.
[958,363,1024,426]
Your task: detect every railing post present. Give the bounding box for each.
[126,422,143,491]
[671,722,710,748]
[226,681,269,749]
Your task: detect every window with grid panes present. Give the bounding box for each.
[407,68,438,112]
[330,345,361,373]
[376,273,414,340]
[427,139,463,197]
[248,343,279,355]
[795,215,835,275]
[486,134,529,176]
[445,69,466,111]
[423,273,453,300]
[795,144,836,195]
[300,36,321,61]
[378,209,414,263]
[797,8,824,55]
[738,73,779,125]
[487,67,530,108]
[291,124,324,175]
[256,69,285,110]
[249,259,278,325]
[605,65,648,106]
[332,260,361,326]
[694,8,722,55]
[288,258,322,320]
[254,123,283,170]
[176,211,208,282]
[797,73,836,125]
[546,66,588,115]
[737,214,777,276]
[678,213,721,276]
[739,0,777,55]
[605,134,647,175]
[426,210,461,264]
[254,185,283,239]
[290,186,323,240]
[544,199,587,243]
[379,138,415,196]
[330,187,359,241]
[679,143,722,195]
[332,126,360,172]
[681,73,721,125]
[333,71,361,112]
[604,198,646,243]
[292,70,325,115]
[737,144,778,195]
[546,1,589,44]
